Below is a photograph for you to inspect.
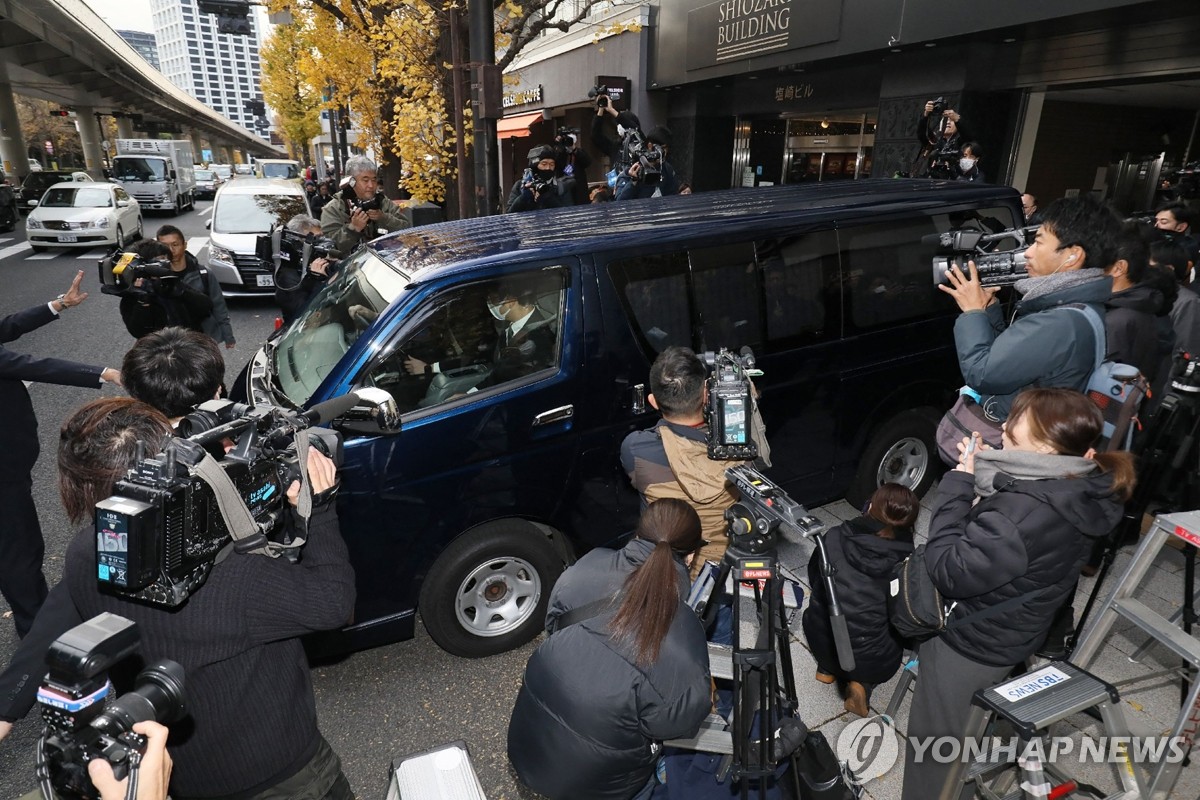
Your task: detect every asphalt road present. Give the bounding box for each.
[0,202,548,800]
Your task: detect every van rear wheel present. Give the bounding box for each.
[419,522,565,658]
[846,408,941,508]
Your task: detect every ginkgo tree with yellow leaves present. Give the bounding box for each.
[260,19,323,163]
[263,0,628,214]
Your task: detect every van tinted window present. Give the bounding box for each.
[840,206,1019,331]
[609,252,691,355]
[756,230,840,348]
[690,242,762,353]
[363,269,566,414]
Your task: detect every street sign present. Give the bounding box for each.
[44,140,54,155]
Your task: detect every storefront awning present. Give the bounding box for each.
[496,111,543,139]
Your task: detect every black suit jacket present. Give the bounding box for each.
[488,308,557,386]
[0,305,103,478]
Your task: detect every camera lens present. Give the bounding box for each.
[92,659,186,734]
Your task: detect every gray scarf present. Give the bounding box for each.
[1014,268,1107,305]
[972,448,1099,498]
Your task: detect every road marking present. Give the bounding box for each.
[0,241,32,260]
[187,237,208,255]
[27,252,56,260]
[198,206,213,216]
[77,251,101,260]
[0,238,11,245]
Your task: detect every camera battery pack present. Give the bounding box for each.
[95,495,159,591]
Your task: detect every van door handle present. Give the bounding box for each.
[533,405,574,427]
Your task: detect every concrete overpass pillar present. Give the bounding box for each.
[222,145,236,164]
[116,116,134,140]
[189,130,205,162]
[75,106,106,178]
[0,80,28,179]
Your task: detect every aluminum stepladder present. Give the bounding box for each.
[1069,509,1200,800]
[939,660,1144,800]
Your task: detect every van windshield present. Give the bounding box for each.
[262,162,299,179]
[271,248,411,405]
[214,193,307,233]
[114,157,166,182]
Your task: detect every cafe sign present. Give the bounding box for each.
[503,85,544,108]
[686,0,842,71]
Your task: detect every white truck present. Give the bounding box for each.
[112,139,196,214]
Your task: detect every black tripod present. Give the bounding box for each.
[1073,357,1200,698]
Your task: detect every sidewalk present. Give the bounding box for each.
[768,482,1200,799]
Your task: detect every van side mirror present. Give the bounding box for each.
[335,386,402,434]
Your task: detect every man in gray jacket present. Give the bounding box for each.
[156,224,235,348]
[320,155,409,257]
[939,194,1123,422]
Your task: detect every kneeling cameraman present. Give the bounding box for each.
[0,397,356,799]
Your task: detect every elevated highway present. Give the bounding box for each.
[0,0,284,178]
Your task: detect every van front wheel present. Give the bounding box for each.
[419,522,565,658]
[846,408,941,508]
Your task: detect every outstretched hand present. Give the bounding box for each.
[61,270,89,308]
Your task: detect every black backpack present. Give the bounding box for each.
[888,544,1050,643]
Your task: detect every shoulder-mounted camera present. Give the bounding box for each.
[703,347,762,461]
[97,251,177,299]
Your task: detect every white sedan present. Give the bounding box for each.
[25,181,143,252]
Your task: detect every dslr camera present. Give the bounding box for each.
[36,614,185,800]
[703,347,762,461]
[349,190,386,213]
[97,251,178,299]
[588,84,610,108]
[94,390,396,608]
[930,226,1033,288]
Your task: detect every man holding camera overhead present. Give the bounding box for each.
[917,98,968,179]
[320,155,409,257]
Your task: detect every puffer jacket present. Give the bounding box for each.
[507,538,711,800]
[803,516,913,684]
[1105,282,1165,382]
[925,469,1122,667]
[954,271,1112,421]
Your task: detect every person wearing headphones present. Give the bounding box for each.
[938,194,1123,424]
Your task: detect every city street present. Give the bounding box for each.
[0,201,1197,800]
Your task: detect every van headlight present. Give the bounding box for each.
[209,244,235,265]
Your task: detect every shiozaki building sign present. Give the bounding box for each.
[686,0,842,70]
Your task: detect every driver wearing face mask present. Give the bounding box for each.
[506,145,575,213]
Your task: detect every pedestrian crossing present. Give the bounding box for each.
[0,236,209,264]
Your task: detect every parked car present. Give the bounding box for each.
[234,180,1024,658]
[206,178,309,295]
[25,181,142,252]
[233,163,254,177]
[18,171,82,214]
[27,158,42,173]
[210,163,233,181]
[194,168,224,199]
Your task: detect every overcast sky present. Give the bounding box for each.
[84,0,153,33]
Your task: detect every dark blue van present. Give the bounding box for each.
[240,180,1024,657]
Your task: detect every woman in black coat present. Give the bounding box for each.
[803,483,917,717]
[900,388,1135,800]
[507,499,712,800]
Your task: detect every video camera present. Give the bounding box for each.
[588,84,610,108]
[554,127,579,148]
[621,128,663,185]
[257,226,336,279]
[97,251,178,299]
[36,613,185,800]
[703,347,761,461]
[930,225,1033,288]
[94,392,377,608]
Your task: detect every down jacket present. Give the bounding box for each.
[954,272,1111,421]
[1105,281,1167,382]
[925,469,1123,668]
[802,516,913,685]
[507,538,711,800]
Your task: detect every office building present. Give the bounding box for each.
[117,30,160,71]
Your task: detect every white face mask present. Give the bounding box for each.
[959,157,976,172]
[616,124,627,137]
[488,301,508,321]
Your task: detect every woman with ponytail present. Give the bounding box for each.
[901,387,1135,800]
[507,499,712,800]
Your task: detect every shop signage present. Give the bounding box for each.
[685,0,843,71]
[594,75,632,111]
[774,82,815,102]
[503,85,544,108]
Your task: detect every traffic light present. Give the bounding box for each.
[197,0,252,36]
[49,108,72,117]
[245,99,265,116]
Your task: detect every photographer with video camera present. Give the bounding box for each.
[939,194,1122,436]
[613,125,681,201]
[320,155,408,257]
[553,129,592,206]
[0,396,357,800]
[507,498,711,800]
[157,225,235,349]
[916,97,969,180]
[621,347,749,578]
[506,145,576,213]
[116,239,217,343]
[273,214,335,325]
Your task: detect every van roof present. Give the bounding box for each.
[372,180,1020,278]
[217,178,304,195]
